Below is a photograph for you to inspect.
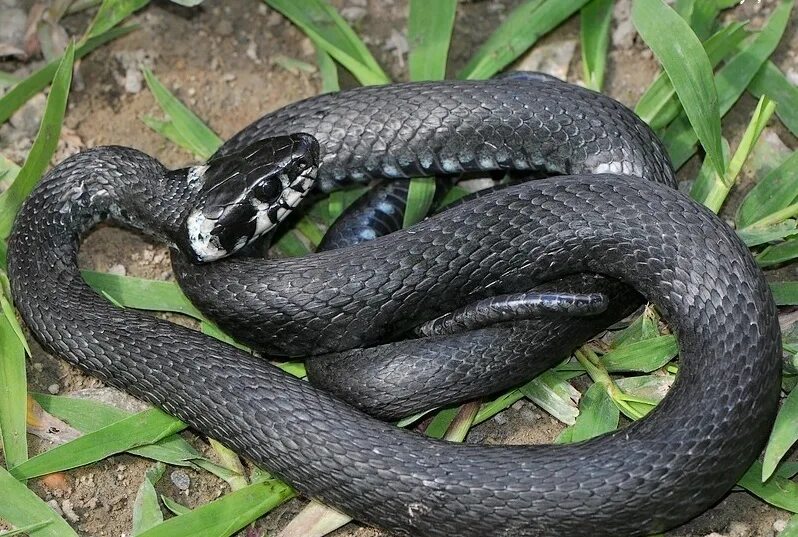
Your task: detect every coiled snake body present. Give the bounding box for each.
[8,76,781,536]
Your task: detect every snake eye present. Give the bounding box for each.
[253,178,282,203]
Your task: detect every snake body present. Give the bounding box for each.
[8,77,782,536]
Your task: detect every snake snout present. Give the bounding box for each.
[176,133,320,263]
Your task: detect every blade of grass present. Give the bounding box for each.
[263,0,389,85]
[757,237,798,268]
[663,0,793,168]
[142,68,222,160]
[161,495,191,516]
[402,178,436,228]
[133,463,166,536]
[137,481,294,537]
[556,383,618,443]
[407,0,457,81]
[691,95,776,212]
[749,61,798,138]
[633,0,725,178]
[82,0,148,41]
[0,292,28,468]
[579,0,613,91]
[315,46,339,93]
[0,71,21,88]
[519,371,579,425]
[738,460,798,513]
[770,282,798,305]
[82,271,204,319]
[10,408,186,480]
[0,26,134,125]
[762,387,798,480]
[0,42,74,240]
[635,22,749,129]
[599,335,678,373]
[0,465,78,537]
[737,151,798,228]
[737,219,797,247]
[459,0,591,80]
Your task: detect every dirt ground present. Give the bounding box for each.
[1,0,797,536]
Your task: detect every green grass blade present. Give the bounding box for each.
[142,68,222,160]
[459,0,591,80]
[757,237,798,268]
[82,270,204,319]
[749,61,798,138]
[161,495,191,516]
[762,387,798,480]
[635,22,749,129]
[315,46,340,93]
[0,26,134,125]
[663,0,793,168]
[633,0,725,178]
[10,408,186,480]
[133,463,166,536]
[402,178,436,228]
[137,481,294,537]
[0,42,74,240]
[263,0,389,85]
[0,466,78,537]
[770,282,798,305]
[579,0,613,91]
[0,293,28,468]
[737,219,797,247]
[692,95,776,212]
[556,383,618,443]
[0,154,22,185]
[738,460,798,513]
[737,151,798,228]
[599,335,678,373]
[33,393,204,467]
[407,0,457,81]
[519,371,579,425]
[82,0,148,41]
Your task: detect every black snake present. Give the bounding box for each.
[8,76,781,536]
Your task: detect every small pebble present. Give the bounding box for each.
[774,519,789,533]
[492,413,508,426]
[171,470,190,491]
[32,362,43,372]
[216,19,234,36]
[108,264,127,276]
[47,384,60,395]
[727,521,751,537]
[47,499,63,515]
[62,499,80,522]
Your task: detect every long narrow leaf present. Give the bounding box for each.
[83,0,148,41]
[137,481,294,537]
[407,0,457,81]
[771,282,798,305]
[142,69,222,160]
[663,0,793,168]
[459,0,591,80]
[0,42,73,240]
[0,466,78,537]
[579,0,613,91]
[762,388,798,480]
[263,0,389,85]
[635,22,749,129]
[0,294,28,468]
[749,61,798,139]
[737,151,798,228]
[10,408,186,479]
[633,0,725,177]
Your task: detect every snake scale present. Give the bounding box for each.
[8,75,781,536]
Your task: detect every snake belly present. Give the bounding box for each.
[7,78,782,537]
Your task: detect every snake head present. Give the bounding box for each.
[177,133,320,263]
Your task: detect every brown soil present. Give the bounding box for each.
[1,0,796,536]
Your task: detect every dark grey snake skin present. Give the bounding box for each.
[7,77,782,536]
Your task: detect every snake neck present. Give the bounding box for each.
[11,146,198,260]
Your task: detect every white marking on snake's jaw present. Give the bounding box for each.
[186,209,226,262]
[187,165,209,188]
